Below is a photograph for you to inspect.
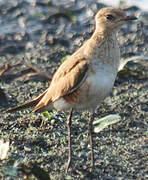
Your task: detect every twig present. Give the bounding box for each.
[0,61,22,77]
[0,63,11,76]
[25,63,52,80]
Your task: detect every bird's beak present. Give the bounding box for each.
[121,15,137,21]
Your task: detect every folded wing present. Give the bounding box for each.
[33,57,89,112]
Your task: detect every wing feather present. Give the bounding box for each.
[33,57,89,112]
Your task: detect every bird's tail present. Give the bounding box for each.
[6,89,48,113]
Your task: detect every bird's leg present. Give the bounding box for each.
[65,108,73,173]
[88,112,95,167]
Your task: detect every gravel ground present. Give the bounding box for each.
[0,0,148,179]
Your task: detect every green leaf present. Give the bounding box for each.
[60,55,69,63]
[32,11,44,19]
[43,111,51,119]
[93,114,121,133]
[71,15,77,22]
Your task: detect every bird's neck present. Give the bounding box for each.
[92,28,117,40]
[84,29,120,72]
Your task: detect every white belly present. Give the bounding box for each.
[53,64,116,111]
[83,66,116,109]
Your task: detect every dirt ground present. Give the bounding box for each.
[0,0,148,179]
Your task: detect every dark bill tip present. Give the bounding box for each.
[123,15,137,21]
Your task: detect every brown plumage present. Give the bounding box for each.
[6,89,48,112]
[33,57,89,112]
[6,7,137,172]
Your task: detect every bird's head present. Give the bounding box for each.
[95,7,137,33]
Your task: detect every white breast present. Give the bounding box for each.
[81,63,116,109]
[91,64,115,91]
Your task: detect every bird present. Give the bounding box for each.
[6,7,137,172]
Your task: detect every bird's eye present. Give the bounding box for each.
[106,14,115,21]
